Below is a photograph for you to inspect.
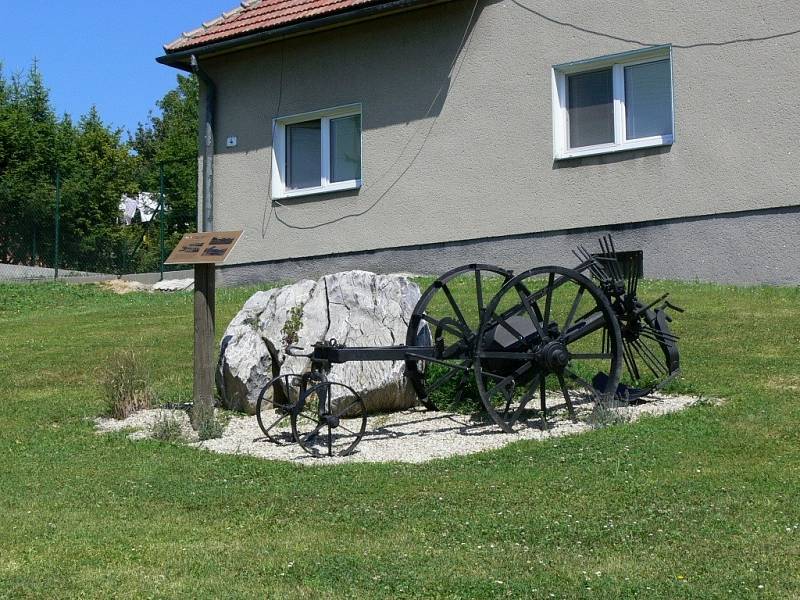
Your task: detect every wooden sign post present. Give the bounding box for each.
[165,231,242,429]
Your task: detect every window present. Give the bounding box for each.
[552,46,673,159]
[272,104,362,198]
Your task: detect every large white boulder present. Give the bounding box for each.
[217,271,423,414]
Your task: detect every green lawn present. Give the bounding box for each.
[1,279,799,599]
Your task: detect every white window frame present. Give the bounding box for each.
[271,103,362,199]
[551,46,674,160]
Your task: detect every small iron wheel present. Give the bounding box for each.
[405,263,512,410]
[255,373,308,445]
[291,381,367,457]
[474,266,623,433]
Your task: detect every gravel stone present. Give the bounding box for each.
[94,393,709,465]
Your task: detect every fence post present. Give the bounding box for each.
[54,168,61,280]
[159,164,165,281]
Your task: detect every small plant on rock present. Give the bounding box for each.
[101,350,156,419]
[282,304,304,348]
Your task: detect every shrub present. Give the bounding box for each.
[191,401,226,441]
[150,411,184,442]
[101,350,156,419]
[587,399,629,429]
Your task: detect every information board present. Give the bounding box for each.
[164,231,243,265]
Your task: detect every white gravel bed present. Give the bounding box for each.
[94,393,706,465]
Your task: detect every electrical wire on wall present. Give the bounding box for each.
[262,0,482,232]
[261,0,800,234]
[261,42,285,236]
[509,0,800,49]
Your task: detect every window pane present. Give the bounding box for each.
[330,114,361,183]
[567,69,614,148]
[287,120,321,189]
[625,59,671,139]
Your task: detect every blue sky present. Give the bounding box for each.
[2,1,232,136]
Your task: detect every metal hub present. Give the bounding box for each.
[540,341,570,370]
[323,414,340,428]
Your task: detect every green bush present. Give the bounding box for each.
[150,411,184,442]
[191,402,226,441]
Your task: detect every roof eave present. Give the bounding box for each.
[157,0,449,69]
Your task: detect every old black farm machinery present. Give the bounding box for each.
[256,237,682,457]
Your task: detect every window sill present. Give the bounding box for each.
[272,179,362,200]
[554,135,673,161]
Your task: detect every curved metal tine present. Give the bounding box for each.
[631,339,668,377]
[556,372,577,419]
[328,424,332,457]
[426,359,473,393]
[622,342,641,381]
[513,283,546,340]
[441,283,471,332]
[640,323,679,342]
[630,339,662,376]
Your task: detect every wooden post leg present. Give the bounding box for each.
[192,263,216,429]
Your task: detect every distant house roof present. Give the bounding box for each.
[163,0,430,55]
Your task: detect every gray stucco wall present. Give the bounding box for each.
[197,0,800,282]
[217,205,800,286]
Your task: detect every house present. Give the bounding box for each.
[157,0,800,285]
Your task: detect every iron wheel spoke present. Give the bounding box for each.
[441,283,471,333]
[542,272,555,330]
[419,313,465,339]
[557,372,576,419]
[562,286,586,333]
[427,360,472,392]
[509,372,541,424]
[514,284,547,340]
[486,361,534,399]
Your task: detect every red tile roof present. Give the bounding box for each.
[165,0,393,52]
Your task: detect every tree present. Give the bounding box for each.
[0,63,199,274]
[0,61,59,265]
[132,74,198,234]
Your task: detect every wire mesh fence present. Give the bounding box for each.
[1,159,195,283]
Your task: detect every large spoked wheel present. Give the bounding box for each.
[474,266,623,433]
[405,264,512,410]
[255,373,307,444]
[291,381,367,457]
